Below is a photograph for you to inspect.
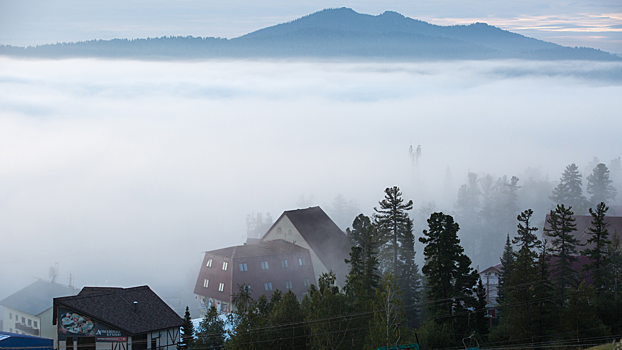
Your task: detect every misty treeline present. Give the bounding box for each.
[179,162,621,349]
[450,157,621,269]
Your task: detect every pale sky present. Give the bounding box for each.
[0,0,621,54]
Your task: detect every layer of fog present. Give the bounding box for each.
[0,58,620,315]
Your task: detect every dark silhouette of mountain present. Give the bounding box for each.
[1,8,619,61]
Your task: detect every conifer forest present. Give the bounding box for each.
[179,160,622,350]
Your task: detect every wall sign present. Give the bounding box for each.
[58,308,125,340]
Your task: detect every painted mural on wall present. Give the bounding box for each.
[58,308,124,340]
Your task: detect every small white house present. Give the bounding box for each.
[0,280,76,342]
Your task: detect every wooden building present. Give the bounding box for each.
[194,206,351,315]
[53,286,182,350]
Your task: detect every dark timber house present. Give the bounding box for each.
[194,206,351,315]
[53,286,182,350]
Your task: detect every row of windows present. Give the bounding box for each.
[8,313,37,328]
[238,258,305,272]
[203,279,225,292]
[205,259,230,271]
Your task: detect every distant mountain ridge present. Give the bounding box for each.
[1,8,619,61]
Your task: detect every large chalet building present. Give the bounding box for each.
[194,206,351,315]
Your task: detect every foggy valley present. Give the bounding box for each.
[1,4,622,348]
[1,57,620,306]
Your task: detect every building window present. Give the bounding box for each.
[264,282,273,291]
[222,262,228,271]
[28,319,32,326]
[16,314,18,321]
[261,261,269,270]
[303,279,310,287]
[33,321,38,328]
[22,317,25,324]
[277,227,282,234]
[239,263,248,271]
[218,283,225,292]
[298,258,305,266]
[285,281,292,289]
[203,279,209,288]
[9,312,12,319]
[281,259,288,268]
[206,259,213,267]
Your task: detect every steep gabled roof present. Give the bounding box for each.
[270,207,351,278]
[206,239,309,259]
[54,286,182,335]
[0,280,76,316]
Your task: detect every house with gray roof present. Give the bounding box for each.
[53,286,182,350]
[0,280,76,341]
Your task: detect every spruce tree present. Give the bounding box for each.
[475,278,490,340]
[500,210,541,346]
[419,212,478,341]
[195,305,225,350]
[178,306,195,350]
[587,163,617,207]
[497,235,515,305]
[550,163,588,215]
[268,290,307,350]
[544,204,579,304]
[397,218,422,328]
[374,186,413,274]
[581,202,611,295]
[345,215,384,348]
[346,214,382,293]
[535,240,555,344]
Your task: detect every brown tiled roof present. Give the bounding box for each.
[543,214,622,251]
[277,207,351,281]
[206,239,309,259]
[54,286,182,335]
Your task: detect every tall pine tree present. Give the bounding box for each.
[374,186,413,275]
